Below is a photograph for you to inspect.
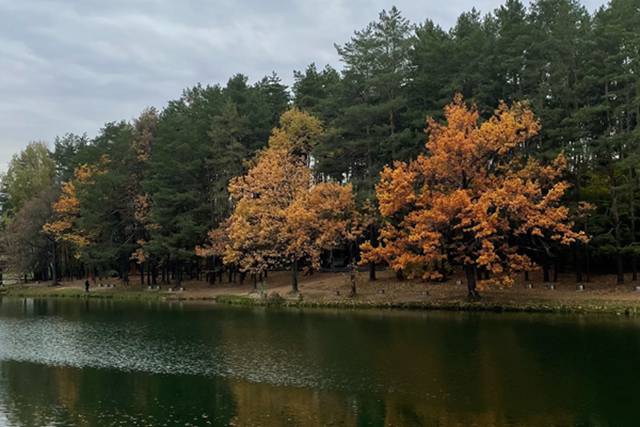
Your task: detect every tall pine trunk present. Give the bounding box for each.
[575,243,583,283]
[612,174,624,284]
[631,169,638,283]
[51,239,58,285]
[368,224,377,281]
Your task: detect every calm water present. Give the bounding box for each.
[0,298,637,426]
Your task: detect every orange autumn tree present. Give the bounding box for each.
[220,108,359,292]
[224,142,308,290]
[43,159,109,253]
[284,181,359,291]
[361,95,587,298]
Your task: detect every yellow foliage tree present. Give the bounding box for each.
[284,181,359,290]
[361,95,587,297]
[224,145,308,289]
[43,158,108,256]
[208,109,358,292]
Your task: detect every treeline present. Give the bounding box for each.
[1,0,639,293]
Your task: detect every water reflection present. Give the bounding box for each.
[0,297,637,426]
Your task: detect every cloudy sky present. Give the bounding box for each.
[0,0,607,170]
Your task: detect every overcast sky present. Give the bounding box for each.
[0,0,608,170]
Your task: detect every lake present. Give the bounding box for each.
[0,297,637,426]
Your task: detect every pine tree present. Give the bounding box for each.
[317,6,413,199]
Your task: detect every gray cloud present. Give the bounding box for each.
[0,0,607,170]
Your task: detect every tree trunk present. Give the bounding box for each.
[51,239,58,285]
[585,245,591,282]
[611,167,624,284]
[464,264,479,299]
[575,244,583,283]
[152,264,157,285]
[616,254,624,285]
[140,262,145,286]
[630,167,637,282]
[349,262,357,297]
[543,262,550,283]
[368,224,377,281]
[291,259,299,293]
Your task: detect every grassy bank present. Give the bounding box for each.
[213,294,640,316]
[3,270,640,316]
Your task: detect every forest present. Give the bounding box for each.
[1,0,638,297]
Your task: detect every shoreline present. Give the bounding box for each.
[3,279,640,317]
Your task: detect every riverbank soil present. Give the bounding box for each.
[4,269,640,314]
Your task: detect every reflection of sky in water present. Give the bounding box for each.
[0,299,397,395]
[0,308,327,389]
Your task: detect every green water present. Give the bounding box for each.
[0,298,637,426]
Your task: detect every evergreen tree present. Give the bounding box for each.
[316,7,413,200]
[1,142,56,220]
[293,63,342,123]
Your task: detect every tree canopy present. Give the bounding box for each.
[1,0,639,293]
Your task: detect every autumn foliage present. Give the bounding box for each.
[43,158,109,252]
[35,96,587,296]
[199,108,359,291]
[361,95,587,296]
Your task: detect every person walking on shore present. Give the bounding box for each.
[84,279,90,293]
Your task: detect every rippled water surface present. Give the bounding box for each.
[0,297,638,426]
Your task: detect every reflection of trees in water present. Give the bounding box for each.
[228,380,358,426]
[218,310,583,426]
[1,362,80,427]
[509,316,640,426]
[206,309,633,426]
[0,300,637,426]
[0,361,237,426]
[375,314,580,426]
